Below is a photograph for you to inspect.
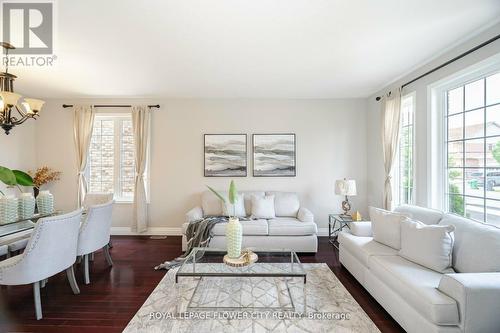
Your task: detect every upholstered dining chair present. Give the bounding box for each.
[0,210,82,320]
[77,200,114,284]
[82,192,115,251]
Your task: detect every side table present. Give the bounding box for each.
[328,214,353,249]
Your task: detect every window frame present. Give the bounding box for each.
[393,92,416,207]
[87,112,138,203]
[428,54,500,212]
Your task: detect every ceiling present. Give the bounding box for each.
[6,0,500,99]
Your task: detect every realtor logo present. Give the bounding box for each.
[2,2,53,54]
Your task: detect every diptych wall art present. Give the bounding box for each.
[204,134,247,177]
[253,134,296,177]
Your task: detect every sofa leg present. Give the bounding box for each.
[33,281,42,320]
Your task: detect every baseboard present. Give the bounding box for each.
[317,227,329,236]
[110,227,183,236]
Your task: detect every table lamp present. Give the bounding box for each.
[335,178,357,216]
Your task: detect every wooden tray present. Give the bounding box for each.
[223,251,258,267]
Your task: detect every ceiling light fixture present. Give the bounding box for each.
[0,42,45,135]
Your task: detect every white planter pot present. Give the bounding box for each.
[18,193,36,219]
[226,217,243,258]
[36,190,54,215]
[0,195,19,224]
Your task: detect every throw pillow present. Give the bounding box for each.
[399,219,455,273]
[221,193,246,217]
[251,195,276,219]
[370,206,409,250]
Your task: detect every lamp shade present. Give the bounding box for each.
[335,179,357,196]
[0,91,21,106]
[23,98,45,113]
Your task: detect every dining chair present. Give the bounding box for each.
[82,192,115,251]
[0,209,82,320]
[77,200,114,284]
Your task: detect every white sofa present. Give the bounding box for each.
[339,205,500,333]
[182,191,318,253]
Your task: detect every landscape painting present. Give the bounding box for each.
[253,134,296,177]
[204,134,247,177]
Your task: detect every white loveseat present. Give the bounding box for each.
[339,205,500,333]
[182,191,318,253]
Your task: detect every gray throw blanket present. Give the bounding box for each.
[154,216,232,270]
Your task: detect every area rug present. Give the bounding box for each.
[123,263,380,333]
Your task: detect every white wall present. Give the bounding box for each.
[0,120,37,195]
[367,22,500,209]
[34,98,368,234]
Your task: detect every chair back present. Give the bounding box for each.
[83,193,114,210]
[14,209,82,284]
[77,200,113,255]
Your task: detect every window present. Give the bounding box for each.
[445,71,500,226]
[88,114,136,202]
[393,93,415,206]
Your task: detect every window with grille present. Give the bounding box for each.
[393,93,415,206]
[445,71,500,226]
[88,114,136,202]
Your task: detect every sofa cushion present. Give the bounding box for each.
[211,219,269,236]
[338,232,398,267]
[268,217,317,236]
[201,190,225,216]
[369,255,459,325]
[394,204,443,225]
[266,191,300,217]
[370,207,408,250]
[242,191,265,216]
[251,195,276,219]
[399,219,455,273]
[221,193,246,217]
[439,214,500,273]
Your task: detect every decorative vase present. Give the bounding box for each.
[33,187,39,198]
[0,195,19,224]
[36,190,54,215]
[18,193,36,219]
[226,217,243,258]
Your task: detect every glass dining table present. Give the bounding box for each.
[0,211,64,238]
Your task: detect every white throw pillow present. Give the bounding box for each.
[370,206,408,250]
[251,195,276,219]
[399,219,455,273]
[221,193,246,217]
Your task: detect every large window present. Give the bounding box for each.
[88,114,136,202]
[393,93,415,206]
[445,71,500,226]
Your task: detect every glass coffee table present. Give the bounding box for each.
[175,247,307,313]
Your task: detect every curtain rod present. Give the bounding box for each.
[375,33,500,101]
[62,104,160,108]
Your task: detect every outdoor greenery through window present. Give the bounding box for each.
[394,93,415,206]
[88,114,135,202]
[446,71,500,226]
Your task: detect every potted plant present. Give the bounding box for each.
[29,167,61,198]
[207,180,242,258]
[0,166,35,222]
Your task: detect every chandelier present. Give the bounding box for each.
[0,42,44,135]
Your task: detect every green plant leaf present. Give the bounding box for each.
[228,180,237,205]
[0,166,16,186]
[12,170,34,186]
[206,185,226,203]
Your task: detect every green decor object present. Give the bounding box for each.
[18,192,36,219]
[36,190,54,215]
[0,165,34,195]
[0,195,18,224]
[207,180,243,258]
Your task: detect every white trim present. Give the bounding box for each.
[111,226,182,236]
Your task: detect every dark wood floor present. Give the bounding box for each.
[0,236,404,333]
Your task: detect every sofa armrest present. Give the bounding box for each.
[297,207,314,223]
[185,206,203,223]
[438,273,500,332]
[349,222,372,237]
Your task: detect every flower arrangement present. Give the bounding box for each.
[29,167,61,189]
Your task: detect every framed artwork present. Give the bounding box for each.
[253,134,296,177]
[204,134,247,177]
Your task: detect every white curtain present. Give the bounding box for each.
[73,105,95,208]
[381,88,402,210]
[132,105,151,232]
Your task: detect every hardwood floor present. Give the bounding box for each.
[0,236,404,333]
